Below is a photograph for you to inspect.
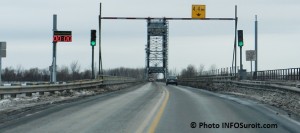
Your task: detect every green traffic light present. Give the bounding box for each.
[238,41,243,47]
[91,41,96,46]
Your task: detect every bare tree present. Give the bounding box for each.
[57,66,70,81]
[180,64,197,78]
[208,64,217,75]
[2,67,16,82]
[70,61,81,80]
[82,69,92,79]
[198,64,205,76]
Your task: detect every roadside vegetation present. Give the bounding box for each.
[1,61,145,82]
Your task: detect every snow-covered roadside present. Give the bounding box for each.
[0,83,133,113]
[180,81,300,118]
[213,83,300,117]
[0,90,98,112]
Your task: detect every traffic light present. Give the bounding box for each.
[91,30,96,46]
[238,30,243,47]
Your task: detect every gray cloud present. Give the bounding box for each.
[1,0,300,72]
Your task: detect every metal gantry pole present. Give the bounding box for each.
[52,14,57,83]
[99,3,103,79]
[234,5,238,79]
[0,43,2,85]
[255,15,258,78]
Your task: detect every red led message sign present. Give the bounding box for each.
[53,35,72,42]
[53,31,72,42]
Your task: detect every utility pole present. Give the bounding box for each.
[98,3,103,79]
[254,15,258,79]
[234,5,238,79]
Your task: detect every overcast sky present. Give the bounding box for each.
[1,0,300,73]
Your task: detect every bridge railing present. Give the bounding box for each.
[197,67,300,81]
[255,68,300,81]
[178,75,300,94]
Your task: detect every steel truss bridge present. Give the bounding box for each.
[99,8,237,80]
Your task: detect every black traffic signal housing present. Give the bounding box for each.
[91,30,96,46]
[238,30,244,47]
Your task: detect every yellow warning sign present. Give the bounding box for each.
[192,5,206,19]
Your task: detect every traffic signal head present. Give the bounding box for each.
[238,30,243,47]
[91,30,96,46]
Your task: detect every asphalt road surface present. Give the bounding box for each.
[0,82,299,133]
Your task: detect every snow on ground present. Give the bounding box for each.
[214,82,300,117]
[180,80,300,118]
[0,90,97,112]
[0,83,133,113]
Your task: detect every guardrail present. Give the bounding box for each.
[178,75,235,82]
[196,67,300,81]
[0,75,142,99]
[256,68,300,81]
[178,77,300,93]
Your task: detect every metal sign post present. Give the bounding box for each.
[51,14,57,83]
[50,15,72,83]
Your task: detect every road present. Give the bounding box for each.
[0,82,299,133]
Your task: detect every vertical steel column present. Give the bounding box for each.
[52,14,57,83]
[297,68,300,80]
[163,18,168,79]
[279,69,283,80]
[255,15,258,78]
[0,42,2,85]
[145,19,150,79]
[99,3,103,79]
[234,5,238,79]
[293,68,296,80]
[284,69,286,80]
